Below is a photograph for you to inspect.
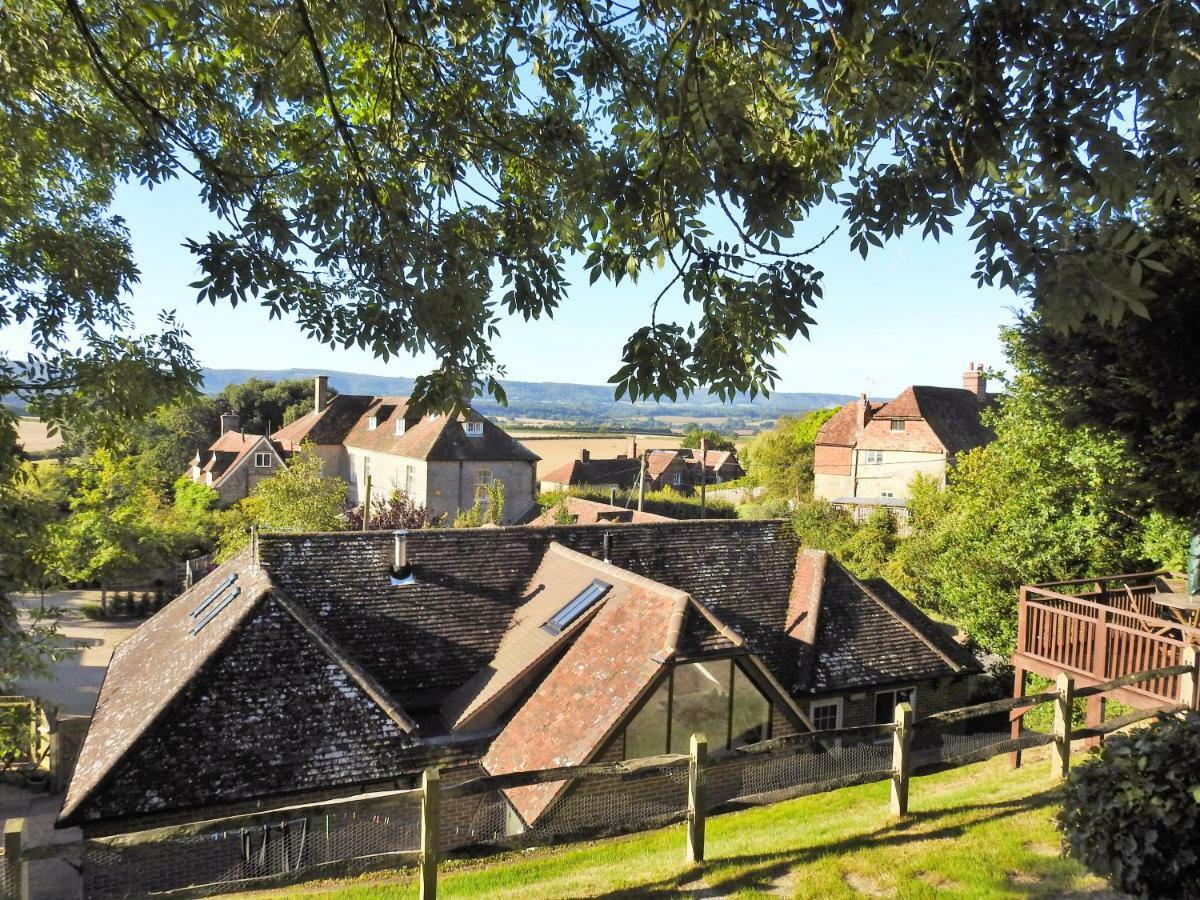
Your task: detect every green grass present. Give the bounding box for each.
[238,751,1118,899]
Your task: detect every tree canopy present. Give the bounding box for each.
[678,425,736,452]
[4,0,1197,421]
[744,407,837,502]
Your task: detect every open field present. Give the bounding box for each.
[15,417,62,453]
[515,433,685,480]
[241,749,1117,899]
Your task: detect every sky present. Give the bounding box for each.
[8,174,1026,400]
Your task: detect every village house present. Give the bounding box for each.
[186,413,293,505]
[59,521,977,847]
[812,364,995,518]
[190,376,541,524]
[523,495,675,526]
[541,442,744,495]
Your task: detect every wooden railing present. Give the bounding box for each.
[1017,577,1200,707]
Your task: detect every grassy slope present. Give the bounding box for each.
[241,752,1119,899]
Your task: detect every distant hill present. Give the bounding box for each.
[200,367,854,424]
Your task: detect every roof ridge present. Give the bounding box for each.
[544,542,691,604]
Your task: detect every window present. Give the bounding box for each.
[880,491,895,498]
[623,660,772,759]
[864,450,884,465]
[395,417,405,436]
[890,419,906,432]
[810,699,842,732]
[367,415,378,430]
[464,420,484,437]
[404,465,415,495]
[672,471,683,486]
[543,579,612,636]
[254,452,272,468]
[474,468,492,505]
[874,687,916,725]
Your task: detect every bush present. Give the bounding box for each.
[1059,712,1200,898]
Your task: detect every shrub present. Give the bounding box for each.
[1059,712,1200,898]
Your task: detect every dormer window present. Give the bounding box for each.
[890,419,906,432]
[464,421,484,437]
[394,417,405,436]
[368,415,378,431]
[543,580,612,636]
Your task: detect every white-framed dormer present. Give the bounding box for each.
[464,420,484,437]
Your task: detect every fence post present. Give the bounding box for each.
[686,732,707,864]
[419,768,440,900]
[890,702,913,817]
[1180,645,1199,711]
[1051,672,1074,779]
[4,817,26,900]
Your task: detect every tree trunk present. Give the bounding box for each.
[100,586,107,618]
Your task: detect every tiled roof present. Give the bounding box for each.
[272,393,376,447]
[482,578,689,826]
[196,433,290,486]
[816,401,880,446]
[540,457,642,489]
[523,496,674,526]
[873,386,994,456]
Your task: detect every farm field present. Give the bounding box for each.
[15,416,62,453]
[513,433,685,480]
[245,749,1115,899]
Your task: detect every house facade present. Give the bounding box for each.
[813,364,995,508]
[186,414,292,505]
[60,521,977,840]
[542,445,744,495]
[194,376,540,523]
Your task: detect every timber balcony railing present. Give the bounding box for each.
[1015,570,1200,708]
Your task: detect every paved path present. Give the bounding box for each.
[10,592,141,717]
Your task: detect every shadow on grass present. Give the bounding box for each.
[572,788,1071,899]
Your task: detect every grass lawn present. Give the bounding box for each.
[236,749,1121,899]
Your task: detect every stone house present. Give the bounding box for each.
[186,414,293,505]
[59,521,977,840]
[255,376,540,524]
[542,444,744,495]
[813,364,995,511]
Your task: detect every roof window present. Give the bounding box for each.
[543,579,612,636]
[464,421,483,437]
[395,417,405,436]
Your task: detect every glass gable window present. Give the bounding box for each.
[542,579,612,636]
[623,660,772,759]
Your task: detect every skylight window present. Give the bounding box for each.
[542,579,612,635]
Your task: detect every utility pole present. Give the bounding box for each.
[699,437,707,520]
[637,453,646,512]
[362,471,373,531]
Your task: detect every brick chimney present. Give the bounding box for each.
[963,363,987,400]
[314,375,329,413]
[578,449,590,462]
[219,413,240,435]
[628,437,638,459]
[855,393,872,431]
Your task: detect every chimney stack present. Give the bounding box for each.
[629,436,638,460]
[314,375,329,413]
[963,363,987,400]
[219,413,240,435]
[578,448,590,462]
[855,393,872,431]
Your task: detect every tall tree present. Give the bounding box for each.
[679,425,736,452]
[3,0,1196,417]
[744,407,837,502]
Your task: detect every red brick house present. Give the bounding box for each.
[60,521,976,841]
[813,364,996,515]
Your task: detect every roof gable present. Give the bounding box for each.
[873,386,994,456]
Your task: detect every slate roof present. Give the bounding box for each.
[873,386,994,456]
[64,521,976,828]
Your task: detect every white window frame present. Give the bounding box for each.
[890,419,906,432]
[474,468,493,505]
[874,686,916,740]
[880,491,895,498]
[672,471,683,486]
[404,464,415,495]
[809,697,843,732]
[464,420,484,437]
[394,417,405,435]
[254,452,273,468]
[864,450,884,465]
[367,415,378,431]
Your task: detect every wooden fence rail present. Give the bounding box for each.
[5,662,1195,900]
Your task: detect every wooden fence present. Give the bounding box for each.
[3,663,1193,900]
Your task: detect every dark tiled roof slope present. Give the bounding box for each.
[256,521,802,707]
[273,393,376,447]
[863,579,979,671]
[540,457,642,488]
[65,596,423,825]
[875,386,995,456]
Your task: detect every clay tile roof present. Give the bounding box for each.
[874,386,995,456]
[816,401,881,446]
[523,496,674,526]
[540,457,642,489]
[481,576,691,826]
[441,543,681,732]
[59,553,274,823]
[645,449,685,478]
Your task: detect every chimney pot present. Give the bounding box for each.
[314,375,330,414]
[390,530,414,585]
[578,449,590,462]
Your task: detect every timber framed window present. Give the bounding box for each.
[253,452,272,468]
[864,450,884,465]
[810,698,843,732]
[464,421,484,437]
[874,686,916,726]
[890,419,906,432]
[622,659,772,759]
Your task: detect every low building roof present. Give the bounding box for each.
[523,496,674,526]
[540,457,642,489]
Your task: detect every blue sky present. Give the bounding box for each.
[8,175,1025,400]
